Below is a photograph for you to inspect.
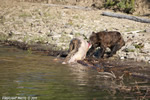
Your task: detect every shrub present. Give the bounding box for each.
[104,0,135,14]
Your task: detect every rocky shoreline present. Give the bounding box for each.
[0,1,150,63]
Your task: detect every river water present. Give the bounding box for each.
[0,44,150,100]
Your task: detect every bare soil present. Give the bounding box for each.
[0,0,150,62]
[15,0,150,15]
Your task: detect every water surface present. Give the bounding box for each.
[0,44,150,100]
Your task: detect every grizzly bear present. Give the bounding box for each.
[87,31,125,58]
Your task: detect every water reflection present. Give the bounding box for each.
[0,45,150,100]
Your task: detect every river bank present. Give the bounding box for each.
[0,0,150,63]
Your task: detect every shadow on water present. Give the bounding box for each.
[0,44,150,100]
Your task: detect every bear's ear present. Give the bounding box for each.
[92,32,95,34]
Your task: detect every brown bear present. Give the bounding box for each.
[87,31,125,58]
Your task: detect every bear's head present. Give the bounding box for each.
[89,32,98,45]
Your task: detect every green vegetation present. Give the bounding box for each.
[104,0,135,14]
[73,15,79,19]
[0,16,5,24]
[125,48,135,52]
[27,47,32,54]
[33,36,47,44]
[19,12,32,18]
[43,12,52,17]
[75,32,81,37]
[0,34,8,41]
[67,20,73,26]
[23,35,48,44]
[104,0,116,7]
[134,43,144,49]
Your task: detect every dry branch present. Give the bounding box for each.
[102,12,150,23]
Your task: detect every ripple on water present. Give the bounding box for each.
[0,45,150,99]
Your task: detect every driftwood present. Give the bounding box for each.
[102,12,150,23]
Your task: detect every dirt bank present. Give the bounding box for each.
[16,0,150,15]
[0,0,150,62]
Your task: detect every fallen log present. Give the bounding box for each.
[77,60,104,72]
[102,12,150,23]
[131,73,150,80]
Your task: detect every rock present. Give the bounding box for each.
[141,43,150,53]
[126,52,135,59]
[0,1,150,63]
[145,56,150,62]
[120,56,125,60]
[64,28,72,34]
[124,45,136,52]
[137,56,146,62]
[127,45,136,50]
[145,28,150,33]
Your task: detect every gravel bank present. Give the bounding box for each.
[0,1,150,62]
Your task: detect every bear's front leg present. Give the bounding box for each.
[108,44,121,57]
[86,46,96,58]
[98,46,106,58]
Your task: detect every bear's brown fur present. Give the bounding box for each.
[87,31,125,58]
